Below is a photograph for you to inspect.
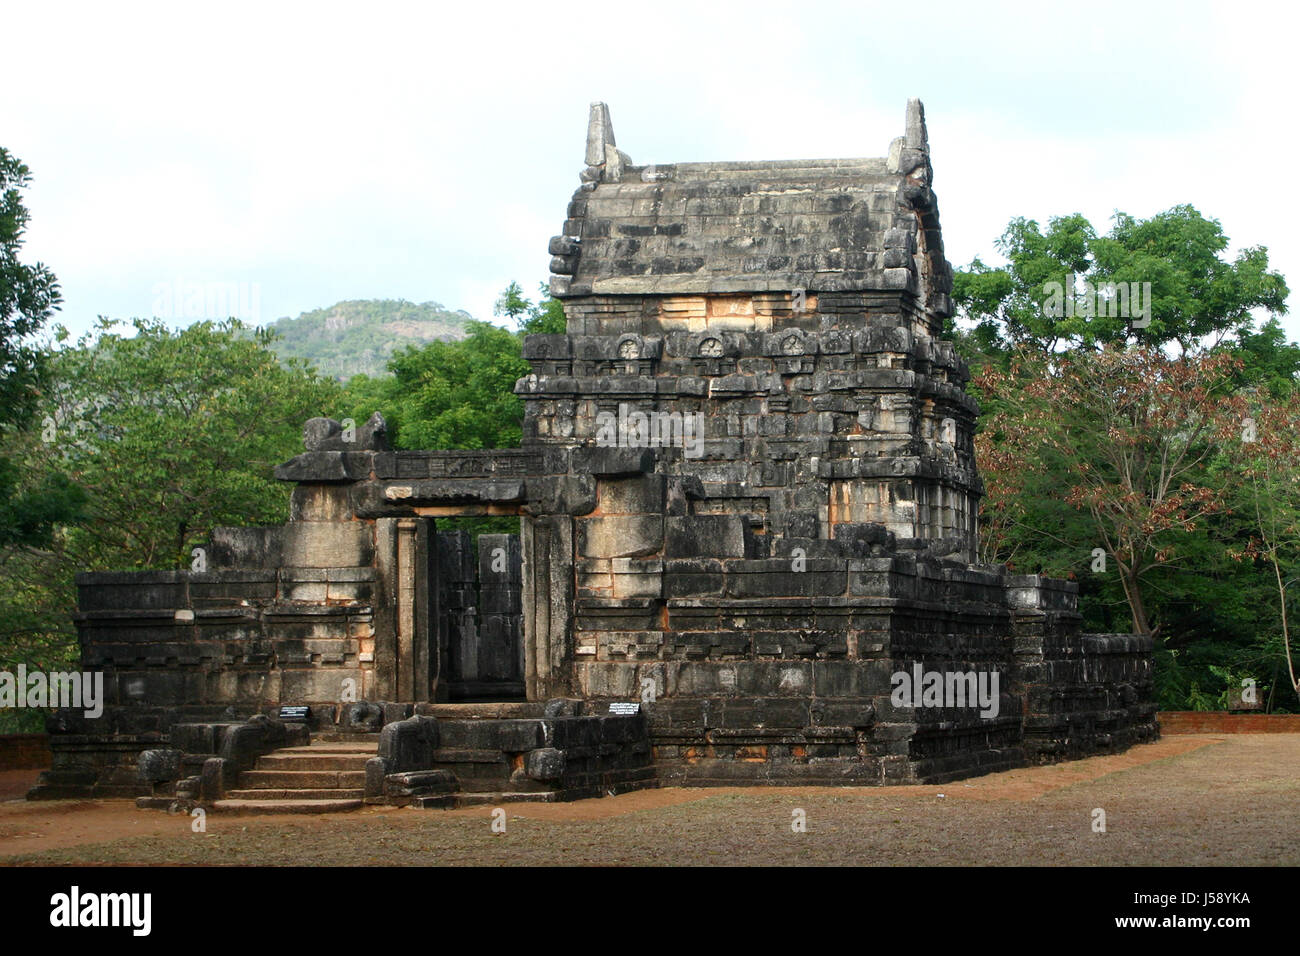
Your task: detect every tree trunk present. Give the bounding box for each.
[1117,562,1153,636]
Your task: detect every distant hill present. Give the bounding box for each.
[260,299,473,379]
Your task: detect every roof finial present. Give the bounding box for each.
[905,98,928,151]
[889,98,930,174]
[585,102,615,166]
[582,102,631,183]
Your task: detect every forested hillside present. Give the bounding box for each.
[260,299,472,379]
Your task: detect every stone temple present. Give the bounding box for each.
[32,101,1158,810]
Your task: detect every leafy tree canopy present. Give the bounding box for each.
[953,206,1289,355]
[0,148,61,429]
[0,148,84,553]
[0,316,345,684]
[45,316,345,568]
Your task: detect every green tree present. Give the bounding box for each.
[0,317,344,677]
[520,282,566,335]
[49,317,345,568]
[368,320,529,451]
[1229,318,1300,398]
[953,207,1288,354]
[957,205,1296,708]
[494,280,566,336]
[975,346,1245,637]
[494,281,530,326]
[345,281,565,449]
[0,149,60,428]
[0,148,85,552]
[1230,391,1300,707]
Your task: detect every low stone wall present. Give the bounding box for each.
[32,732,164,798]
[439,713,653,798]
[74,558,377,714]
[1158,712,1300,734]
[583,558,1158,785]
[29,704,253,799]
[363,706,656,806]
[1013,580,1159,763]
[0,734,52,770]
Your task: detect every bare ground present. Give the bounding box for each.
[1,734,1296,866]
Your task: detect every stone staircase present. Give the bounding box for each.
[203,702,656,812]
[212,737,378,814]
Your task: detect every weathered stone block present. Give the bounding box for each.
[138,748,183,784]
[281,522,374,569]
[664,515,747,559]
[208,527,284,570]
[598,475,667,515]
[525,747,566,781]
[199,756,229,802]
[571,446,655,476]
[378,715,440,771]
[577,515,662,558]
[346,701,384,732]
[169,723,217,754]
[365,756,387,798]
[543,698,584,717]
[290,484,355,522]
[274,451,376,483]
[384,769,457,797]
[436,719,544,752]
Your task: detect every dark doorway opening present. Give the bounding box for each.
[434,518,525,701]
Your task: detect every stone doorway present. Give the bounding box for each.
[433,526,525,701]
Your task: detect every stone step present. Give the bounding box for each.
[419,702,545,720]
[238,770,366,789]
[275,741,378,754]
[254,753,372,771]
[225,788,365,801]
[450,791,559,806]
[212,798,363,814]
[408,794,459,809]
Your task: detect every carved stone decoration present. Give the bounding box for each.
[698,337,723,358]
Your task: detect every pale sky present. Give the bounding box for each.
[4,0,1297,343]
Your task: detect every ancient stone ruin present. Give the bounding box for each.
[32,100,1157,810]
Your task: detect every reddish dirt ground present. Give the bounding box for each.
[1,734,1296,866]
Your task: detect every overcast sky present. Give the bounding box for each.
[4,0,1297,342]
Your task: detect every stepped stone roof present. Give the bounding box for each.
[548,99,954,314]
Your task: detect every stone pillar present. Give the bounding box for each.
[521,515,574,700]
[414,518,437,701]
[395,518,417,701]
[374,518,399,700]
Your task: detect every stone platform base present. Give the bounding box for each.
[373,707,659,807]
